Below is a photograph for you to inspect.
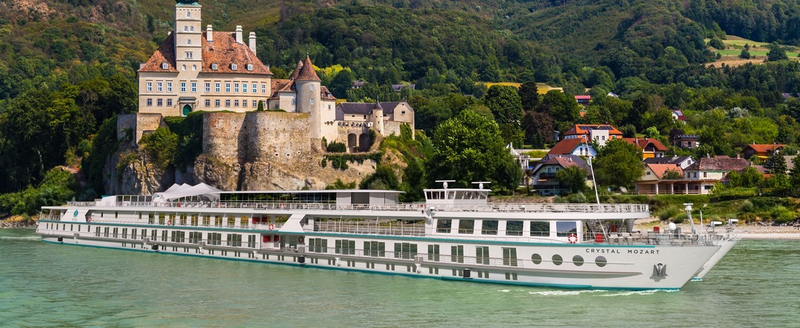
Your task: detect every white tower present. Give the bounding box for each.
[295,56,323,139]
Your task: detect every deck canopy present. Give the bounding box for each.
[152,183,221,203]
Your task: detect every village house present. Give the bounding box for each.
[635,163,685,195]
[635,156,750,195]
[643,155,695,170]
[530,155,591,196]
[563,124,623,147]
[547,137,598,157]
[622,137,669,159]
[743,144,785,160]
[335,100,415,151]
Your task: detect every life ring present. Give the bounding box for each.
[268,223,274,231]
[298,236,305,244]
[280,203,285,210]
[87,217,92,223]
[568,234,578,244]
[167,219,172,226]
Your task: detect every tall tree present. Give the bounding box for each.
[518,82,540,112]
[483,85,523,125]
[594,139,644,189]
[428,110,520,191]
[556,166,588,194]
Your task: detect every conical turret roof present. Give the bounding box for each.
[296,56,321,81]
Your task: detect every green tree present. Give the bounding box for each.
[256,100,264,111]
[739,48,751,59]
[663,170,683,180]
[483,85,523,127]
[556,166,588,194]
[139,127,178,170]
[594,139,644,189]
[767,42,788,62]
[728,166,763,187]
[518,82,540,112]
[359,165,400,190]
[708,38,725,50]
[766,151,787,174]
[428,110,519,191]
[541,90,580,134]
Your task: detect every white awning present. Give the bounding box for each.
[152,183,220,203]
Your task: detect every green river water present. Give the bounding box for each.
[2,228,799,327]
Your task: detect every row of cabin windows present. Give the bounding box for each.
[145,81,267,94]
[318,239,518,267]
[435,219,578,237]
[86,226,256,248]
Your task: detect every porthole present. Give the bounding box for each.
[531,253,542,265]
[573,255,584,266]
[552,254,563,266]
[596,256,607,267]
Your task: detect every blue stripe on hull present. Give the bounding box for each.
[40,239,678,291]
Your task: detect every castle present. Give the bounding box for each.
[136,0,413,151]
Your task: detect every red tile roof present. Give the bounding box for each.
[622,138,669,151]
[547,137,594,156]
[744,144,785,153]
[685,156,749,171]
[296,56,321,81]
[647,164,684,179]
[139,32,272,75]
[564,124,623,136]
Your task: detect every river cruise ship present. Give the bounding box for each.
[37,182,738,290]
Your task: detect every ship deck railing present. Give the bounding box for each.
[312,220,425,236]
[63,201,649,214]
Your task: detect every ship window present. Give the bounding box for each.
[436,219,451,233]
[502,248,517,266]
[394,242,417,259]
[556,221,578,237]
[476,246,489,265]
[506,221,523,236]
[457,220,474,234]
[531,253,542,264]
[595,256,607,267]
[552,254,563,266]
[573,255,584,266]
[427,244,440,261]
[451,245,464,263]
[481,220,498,235]
[364,241,385,257]
[530,221,549,237]
[335,239,356,255]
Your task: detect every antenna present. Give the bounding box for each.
[435,180,456,189]
[471,181,491,190]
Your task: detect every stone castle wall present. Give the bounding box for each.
[117,113,165,144]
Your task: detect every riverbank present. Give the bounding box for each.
[0,215,36,229]
[635,218,800,240]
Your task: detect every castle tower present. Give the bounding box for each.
[174,0,203,114]
[295,56,323,139]
[371,100,385,135]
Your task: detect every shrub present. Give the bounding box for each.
[327,142,346,153]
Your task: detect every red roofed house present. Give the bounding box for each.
[683,156,750,194]
[563,124,623,147]
[575,95,592,106]
[137,1,338,142]
[743,144,786,160]
[530,155,592,195]
[622,138,669,159]
[547,137,598,158]
[635,163,685,195]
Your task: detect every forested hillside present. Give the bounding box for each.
[1,0,800,216]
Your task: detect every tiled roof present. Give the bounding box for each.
[289,61,303,80]
[338,101,409,115]
[643,156,692,165]
[139,32,272,75]
[622,138,669,151]
[685,156,749,171]
[547,137,594,156]
[532,155,590,175]
[744,144,785,153]
[296,56,320,81]
[320,86,336,100]
[564,124,623,136]
[647,164,684,179]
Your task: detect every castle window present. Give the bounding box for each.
[215,83,220,92]
[310,98,314,105]
[190,26,194,32]
[261,84,266,94]
[146,98,152,106]
[252,83,257,93]
[205,83,210,93]
[242,100,248,108]
[242,83,248,93]
[215,99,220,107]
[310,84,314,91]
[225,83,231,93]
[234,83,239,93]
[185,52,193,59]
[167,82,173,92]
[186,11,190,18]
[181,82,186,92]
[184,26,188,32]
[191,82,197,93]
[225,100,231,107]
[146,82,152,92]
[246,64,253,71]
[182,65,186,71]
[234,100,239,107]
[231,63,238,71]
[252,100,257,107]
[192,65,196,71]
[157,82,162,92]
[187,39,191,45]
[211,63,218,71]
[167,99,173,106]
[401,111,406,115]
[205,99,210,107]
[157,99,163,107]
[161,62,169,70]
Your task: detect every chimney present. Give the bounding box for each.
[235,25,243,44]
[206,25,213,42]
[249,31,256,55]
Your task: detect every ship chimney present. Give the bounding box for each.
[249,31,256,55]
[207,25,213,42]
[235,25,243,44]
